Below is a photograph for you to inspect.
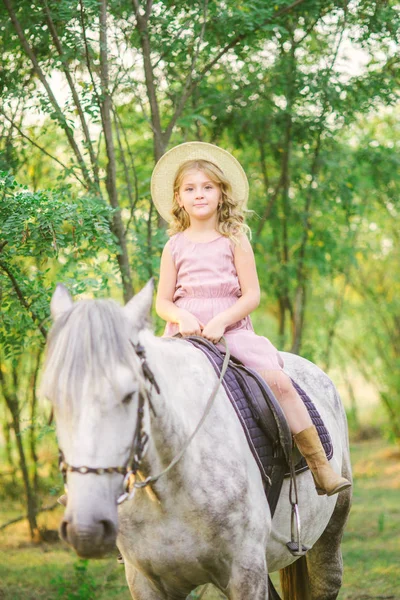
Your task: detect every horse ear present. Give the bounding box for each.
[124,278,154,328]
[51,284,74,321]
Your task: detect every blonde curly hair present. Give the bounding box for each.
[167,159,251,244]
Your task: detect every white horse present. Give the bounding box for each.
[42,281,352,600]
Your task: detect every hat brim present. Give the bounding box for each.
[151,142,249,223]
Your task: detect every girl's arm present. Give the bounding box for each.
[222,234,261,324]
[201,235,260,342]
[156,241,203,335]
[155,241,181,322]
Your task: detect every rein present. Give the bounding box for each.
[58,336,230,505]
[132,336,230,493]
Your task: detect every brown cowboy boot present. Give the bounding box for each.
[293,425,351,496]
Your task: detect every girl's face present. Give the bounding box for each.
[176,169,222,225]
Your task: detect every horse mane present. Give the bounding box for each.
[41,299,142,408]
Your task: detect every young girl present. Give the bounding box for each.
[153,141,351,497]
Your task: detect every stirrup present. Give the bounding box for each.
[286,503,309,556]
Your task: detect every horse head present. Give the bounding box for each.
[42,280,154,558]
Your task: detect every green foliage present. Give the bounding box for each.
[0,0,399,542]
[51,560,97,600]
[0,172,117,358]
[49,558,127,600]
[1,174,115,260]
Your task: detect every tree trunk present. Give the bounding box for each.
[291,131,322,354]
[278,295,286,348]
[133,0,167,229]
[2,390,38,538]
[291,283,306,355]
[3,420,16,484]
[0,358,39,538]
[99,0,134,302]
[4,0,94,190]
[255,138,283,239]
[11,408,39,538]
[29,349,42,501]
[278,69,294,349]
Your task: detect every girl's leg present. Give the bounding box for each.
[258,370,312,435]
[258,369,351,496]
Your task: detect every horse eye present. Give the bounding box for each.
[122,392,134,405]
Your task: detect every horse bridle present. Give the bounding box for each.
[58,337,230,505]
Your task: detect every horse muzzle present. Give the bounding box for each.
[60,517,117,558]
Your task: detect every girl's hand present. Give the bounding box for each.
[201,315,227,344]
[178,311,204,337]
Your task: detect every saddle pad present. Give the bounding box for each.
[186,337,333,493]
[187,338,287,490]
[290,379,333,474]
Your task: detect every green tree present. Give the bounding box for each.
[0,172,116,536]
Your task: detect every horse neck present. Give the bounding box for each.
[138,333,199,478]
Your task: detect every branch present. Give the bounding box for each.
[200,0,306,79]
[132,0,140,12]
[113,109,140,236]
[254,134,283,238]
[255,177,283,238]
[163,0,208,143]
[145,0,153,20]
[0,113,86,187]
[112,108,138,229]
[323,4,348,87]
[295,129,323,279]
[109,59,125,99]
[43,0,101,191]
[295,7,348,281]
[146,198,153,278]
[0,501,60,531]
[356,274,400,355]
[3,0,94,190]
[0,262,47,339]
[322,270,352,371]
[151,17,195,70]
[79,0,101,105]
[3,96,22,165]
[131,81,153,126]
[296,6,331,45]
[99,0,133,301]
[133,0,164,159]
[163,0,306,149]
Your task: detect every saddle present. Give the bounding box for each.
[185,337,334,600]
[185,337,333,516]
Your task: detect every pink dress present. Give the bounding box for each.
[164,232,284,371]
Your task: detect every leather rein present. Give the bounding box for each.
[58,336,230,505]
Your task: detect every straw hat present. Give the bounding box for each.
[151,142,249,223]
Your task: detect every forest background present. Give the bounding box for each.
[0,0,399,597]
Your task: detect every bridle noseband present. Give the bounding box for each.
[58,341,157,503]
[58,337,229,505]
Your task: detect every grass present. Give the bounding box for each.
[1,437,399,599]
[338,440,400,599]
[0,537,130,600]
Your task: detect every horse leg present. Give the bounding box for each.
[305,484,352,599]
[225,557,269,599]
[124,562,167,600]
